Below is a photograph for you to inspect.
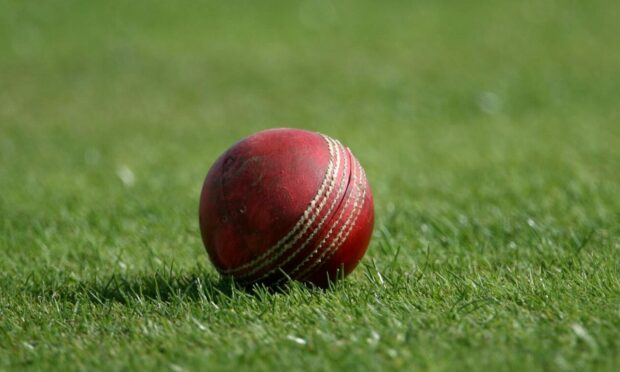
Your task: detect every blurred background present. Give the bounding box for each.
[2,1,620,369]
[1,0,619,275]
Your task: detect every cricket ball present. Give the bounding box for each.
[199,128,374,287]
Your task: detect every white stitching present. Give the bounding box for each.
[244,140,351,283]
[297,158,367,282]
[220,134,340,276]
[282,147,359,282]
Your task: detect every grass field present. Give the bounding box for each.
[1,0,619,370]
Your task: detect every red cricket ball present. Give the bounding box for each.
[199,128,374,287]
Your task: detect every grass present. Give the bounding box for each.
[1,0,619,370]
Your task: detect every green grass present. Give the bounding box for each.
[1,0,619,370]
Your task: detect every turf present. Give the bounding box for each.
[1,0,619,370]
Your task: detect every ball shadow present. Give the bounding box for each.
[25,266,332,306]
[29,268,243,306]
